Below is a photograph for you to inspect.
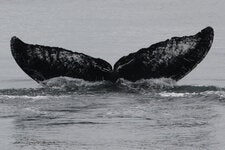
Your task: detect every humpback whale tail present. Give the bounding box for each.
[11,27,214,83]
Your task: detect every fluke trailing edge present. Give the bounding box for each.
[11,27,214,83]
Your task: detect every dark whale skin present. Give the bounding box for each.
[114,27,214,81]
[11,27,214,83]
[10,37,114,82]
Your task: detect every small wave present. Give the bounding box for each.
[157,90,225,102]
[0,88,75,99]
[158,84,225,99]
[169,85,222,93]
[0,95,71,100]
[46,121,106,126]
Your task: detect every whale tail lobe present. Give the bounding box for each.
[114,27,214,81]
[10,36,114,82]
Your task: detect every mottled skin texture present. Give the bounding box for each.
[11,38,113,82]
[11,27,214,83]
[114,27,214,81]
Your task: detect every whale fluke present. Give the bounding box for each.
[11,27,214,83]
[114,27,214,81]
[10,37,114,82]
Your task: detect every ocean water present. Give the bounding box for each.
[0,0,225,149]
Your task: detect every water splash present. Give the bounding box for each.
[0,77,224,100]
[41,77,113,91]
[41,77,176,92]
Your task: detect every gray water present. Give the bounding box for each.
[0,0,225,149]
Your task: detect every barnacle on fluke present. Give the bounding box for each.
[11,27,214,83]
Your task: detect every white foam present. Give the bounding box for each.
[200,91,225,99]
[0,95,71,100]
[159,92,187,97]
[0,95,47,99]
[41,76,106,89]
[117,78,176,90]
